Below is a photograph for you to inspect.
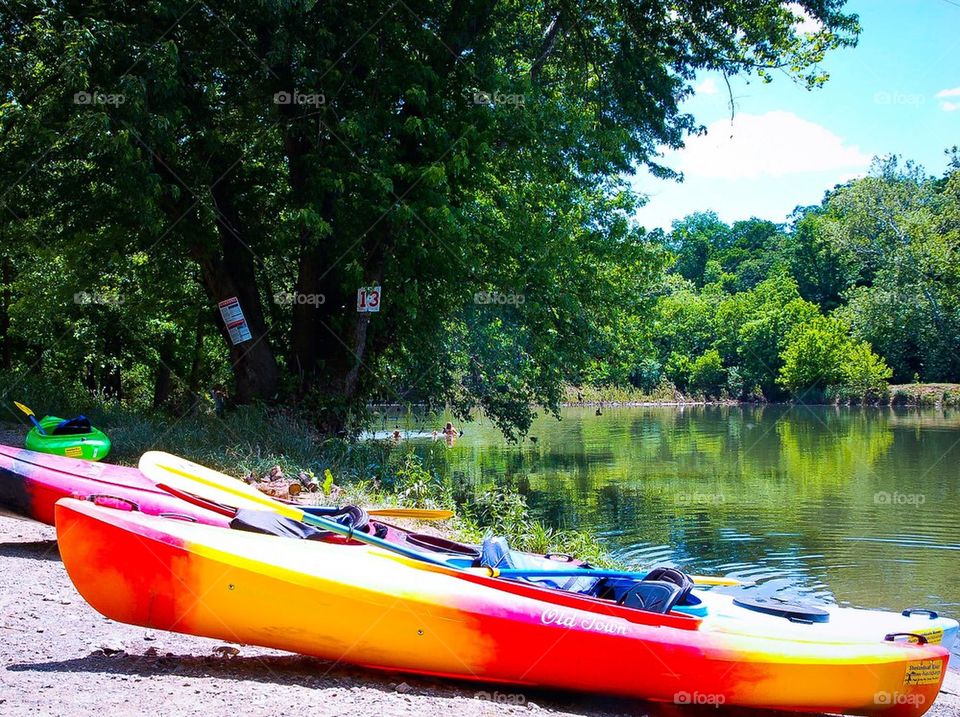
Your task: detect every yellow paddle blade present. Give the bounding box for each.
[139,451,305,521]
[14,401,35,418]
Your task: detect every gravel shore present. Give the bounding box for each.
[1,515,957,717]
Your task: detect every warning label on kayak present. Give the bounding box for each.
[218,297,252,345]
[910,628,944,645]
[903,660,942,685]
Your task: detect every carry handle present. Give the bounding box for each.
[86,494,140,512]
[159,513,199,522]
[884,632,928,645]
[901,608,938,619]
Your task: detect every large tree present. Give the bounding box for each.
[826,157,960,382]
[0,0,858,434]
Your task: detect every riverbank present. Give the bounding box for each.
[560,383,960,408]
[1,515,957,717]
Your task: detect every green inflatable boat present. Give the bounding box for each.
[25,416,112,461]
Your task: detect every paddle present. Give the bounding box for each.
[487,567,743,587]
[139,451,455,569]
[140,451,741,588]
[304,506,454,521]
[14,401,46,435]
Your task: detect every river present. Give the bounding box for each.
[385,404,959,654]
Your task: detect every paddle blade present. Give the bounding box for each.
[139,451,304,520]
[15,401,47,434]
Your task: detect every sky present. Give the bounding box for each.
[632,0,960,231]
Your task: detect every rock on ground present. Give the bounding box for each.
[0,515,957,717]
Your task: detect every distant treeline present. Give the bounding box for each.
[583,154,960,403]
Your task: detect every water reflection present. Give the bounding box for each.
[408,405,959,654]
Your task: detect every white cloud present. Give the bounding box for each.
[671,111,871,180]
[695,78,719,95]
[936,87,960,111]
[786,2,824,34]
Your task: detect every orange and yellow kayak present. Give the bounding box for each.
[55,498,950,716]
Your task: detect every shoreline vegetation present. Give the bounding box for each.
[560,383,960,408]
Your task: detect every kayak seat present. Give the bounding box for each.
[589,568,703,614]
[230,507,370,541]
[617,581,684,614]
[52,416,94,436]
[230,509,329,540]
[481,536,599,594]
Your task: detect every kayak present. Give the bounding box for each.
[57,498,951,716]
[24,416,111,461]
[0,444,228,526]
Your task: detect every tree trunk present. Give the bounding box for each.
[101,334,123,400]
[192,181,280,404]
[188,314,204,395]
[152,332,175,409]
[0,255,12,371]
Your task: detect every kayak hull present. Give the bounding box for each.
[0,445,227,526]
[25,416,111,461]
[56,499,949,717]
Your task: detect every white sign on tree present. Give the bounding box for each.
[357,286,382,313]
[218,297,253,345]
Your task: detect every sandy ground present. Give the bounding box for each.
[1,516,958,717]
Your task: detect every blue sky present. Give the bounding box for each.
[632,0,960,231]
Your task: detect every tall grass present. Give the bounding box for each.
[0,371,616,565]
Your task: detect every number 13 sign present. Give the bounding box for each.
[357,286,381,313]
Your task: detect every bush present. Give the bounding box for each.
[842,341,893,398]
[778,316,891,400]
[688,349,726,398]
[778,316,850,394]
[665,352,693,392]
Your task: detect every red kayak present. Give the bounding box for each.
[0,444,472,556]
[0,444,229,526]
